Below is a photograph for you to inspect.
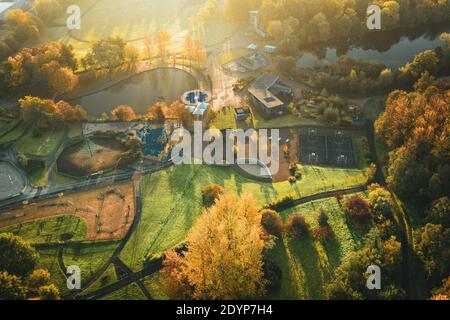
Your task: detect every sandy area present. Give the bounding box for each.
[0,182,136,241]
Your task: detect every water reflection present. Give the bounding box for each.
[74,68,198,116]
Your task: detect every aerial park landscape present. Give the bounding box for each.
[0,0,448,305]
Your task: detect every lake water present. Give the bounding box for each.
[297,23,450,69]
[74,68,198,116]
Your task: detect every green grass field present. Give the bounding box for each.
[0,122,28,146]
[251,109,327,129]
[120,164,369,271]
[16,129,65,156]
[35,246,70,296]
[83,264,118,295]
[266,193,372,299]
[33,0,238,57]
[27,165,49,187]
[63,241,120,282]
[143,273,169,300]
[0,215,86,244]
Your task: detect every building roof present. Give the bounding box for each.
[248,74,284,109]
[253,74,279,90]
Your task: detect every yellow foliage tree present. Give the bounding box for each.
[162,192,267,299]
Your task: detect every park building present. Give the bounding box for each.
[248,74,293,117]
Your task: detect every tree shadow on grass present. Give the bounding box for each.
[288,233,324,299]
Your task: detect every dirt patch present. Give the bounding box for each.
[0,182,136,241]
[57,137,129,177]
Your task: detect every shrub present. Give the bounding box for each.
[285,214,310,238]
[261,209,283,238]
[288,176,296,184]
[294,171,302,179]
[344,195,371,223]
[264,193,296,210]
[288,161,298,175]
[201,183,224,207]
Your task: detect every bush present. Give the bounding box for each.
[261,209,283,238]
[294,171,302,179]
[264,193,296,210]
[285,214,310,238]
[344,195,371,223]
[201,183,224,207]
[288,176,296,184]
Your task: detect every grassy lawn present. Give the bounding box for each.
[0,122,28,146]
[83,264,118,294]
[143,273,169,300]
[251,109,327,129]
[266,193,372,299]
[51,164,80,186]
[210,107,237,130]
[28,165,49,187]
[35,246,70,296]
[100,283,146,300]
[0,215,86,244]
[16,129,65,156]
[63,241,120,282]
[120,164,369,271]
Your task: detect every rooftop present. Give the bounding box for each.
[248,74,284,109]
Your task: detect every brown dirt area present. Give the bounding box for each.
[0,182,136,241]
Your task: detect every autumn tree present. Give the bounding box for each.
[82,37,127,70]
[327,230,405,300]
[0,233,38,278]
[147,102,166,123]
[285,214,310,238]
[162,192,267,299]
[261,209,283,238]
[156,29,170,58]
[56,100,87,123]
[111,105,136,122]
[19,96,62,130]
[201,183,224,207]
[344,195,371,223]
[5,9,40,42]
[41,60,78,96]
[34,0,63,23]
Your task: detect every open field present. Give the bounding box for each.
[251,109,328,129]
[63,241,119,282]
[83,264,117,294]
[143,273,169,300]
[209,107,237,130]
[0,182,136,241]
[27,165,49,187]
[120,164,369,271]
[16,129,65,157]
[35,246,70,296]
[32,0,238,56]
[0,215,86,244]
[0,122,28,146]
[266,192,372,300]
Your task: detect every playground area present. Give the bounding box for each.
[298,127,357,167]
[0,162,26,200]
[57,137,129,177]
[0,182,136,241]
